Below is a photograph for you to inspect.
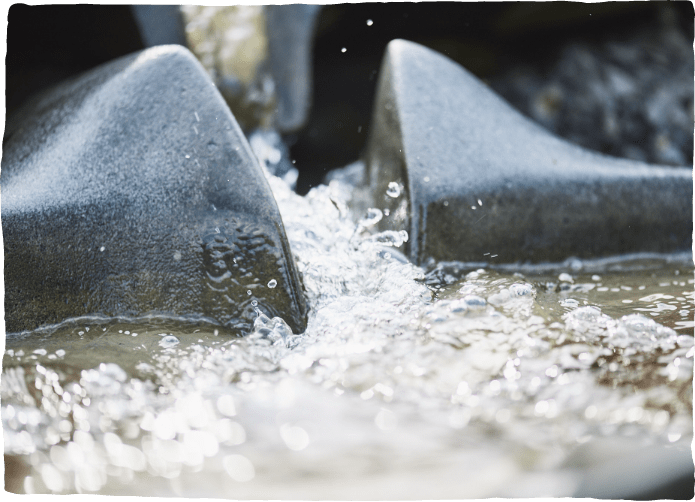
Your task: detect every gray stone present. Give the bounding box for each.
[365,40,693,265]
[2,45,308,335]
[265,4,321,132]
[131,5,187,47]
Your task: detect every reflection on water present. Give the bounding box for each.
[3,159,693,497]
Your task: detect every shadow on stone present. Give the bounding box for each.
[2,45,308,335]
[365,39,693,265]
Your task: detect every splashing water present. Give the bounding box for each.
[2,136,692,497]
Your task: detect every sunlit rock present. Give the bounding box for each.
[2,45,308,334]
[365,39,693,265]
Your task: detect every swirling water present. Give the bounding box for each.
[2,153,693,497]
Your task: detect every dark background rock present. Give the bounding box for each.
[3,46,308,335]
[489,6,694,167]
[6,4,143,117]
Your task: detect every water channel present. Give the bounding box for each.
[2,144,693,496]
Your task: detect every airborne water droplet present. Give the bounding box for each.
[360,208,383,228]
[247,290,252,296]
[268,279,277,288]
[386,182,402,198]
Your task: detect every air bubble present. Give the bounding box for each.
[360,208,383,227]
[268,279,277,288]
[386,182,402,198]
[159,335,180,349]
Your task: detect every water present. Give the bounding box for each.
[2,146,693,497]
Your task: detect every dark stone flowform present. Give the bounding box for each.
[365,39,693,265]
[2,45,308,335]
[266,4,321,133]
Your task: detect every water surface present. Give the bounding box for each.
[3,154,693,497]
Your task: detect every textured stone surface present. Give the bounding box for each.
[2,45,308,334]
[365,40,692,265]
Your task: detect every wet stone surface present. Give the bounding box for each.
[364,39,692,265]
[2,45,307,335]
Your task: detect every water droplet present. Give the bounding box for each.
[463,295,486,310]
[251,300,258,307]
[223,454,255,482]
[363,230,409,247]
[247,290,252,296]
[341,47,347,53]
[280,424,310,450]
[477,199,483,206]
[509,283,534,297]
[360,208,383,227]
[386,181,402,198]
[423,176,430,183]
[99,246,105,252]
[159,335,180,349]
[366,19,373,26]
[268,279,277,288]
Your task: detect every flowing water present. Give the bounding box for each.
[2,140,693,497]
